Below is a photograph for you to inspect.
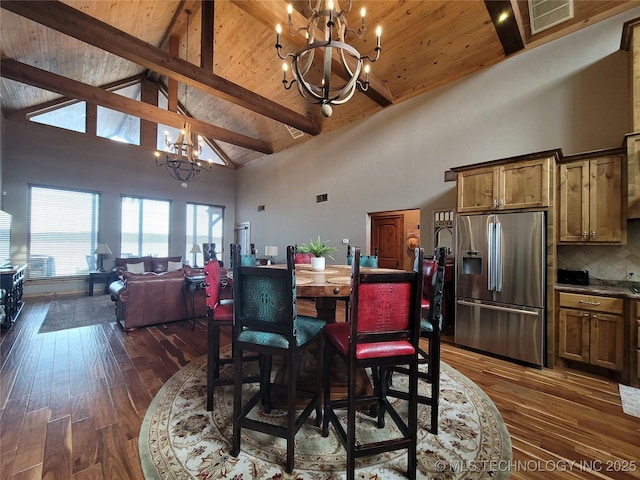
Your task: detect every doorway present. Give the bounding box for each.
[370,209,420,271]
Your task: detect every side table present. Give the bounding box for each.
[89,270,116,296]
[183,275,206,328]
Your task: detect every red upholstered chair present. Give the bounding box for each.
[322,246,423,480]
[388,247,446,434]
[203,260,258,411]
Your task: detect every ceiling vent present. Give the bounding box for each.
[528,0,574,35]
[285,124,305,140]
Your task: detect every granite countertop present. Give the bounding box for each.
[555,281,640,299]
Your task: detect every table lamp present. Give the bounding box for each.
[94,242,112,272]
[265,246,278,265]
[190,244,202,268]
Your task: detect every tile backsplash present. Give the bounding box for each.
[557,220,640,283]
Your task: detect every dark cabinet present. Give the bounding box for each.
[1,264,26,328]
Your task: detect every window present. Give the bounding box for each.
[30,101,87,134]
[186,203,224,267]
[28,186,99,278]
[97,84,141,145]
[121,196,170,257]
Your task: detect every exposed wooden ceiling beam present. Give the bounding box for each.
[484,0,525,55]
[231,0,394,107]
[0,0,320,136]
[0,58,273,155]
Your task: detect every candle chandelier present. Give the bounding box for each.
[155,10,211,187]
[275,0,381,117]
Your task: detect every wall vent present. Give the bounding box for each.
[528,0,573,35]
[285,124,305,139]
[316,193,328,203]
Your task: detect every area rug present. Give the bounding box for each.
[619,384,640,419]
[139,354,512,479]
[38,294,116,334]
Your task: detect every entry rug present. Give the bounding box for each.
[619,384,640,419]
[139,355,511,479]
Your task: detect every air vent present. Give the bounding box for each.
[285,124,305,140]
[528,0,574,35]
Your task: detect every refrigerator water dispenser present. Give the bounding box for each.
[461,252,482,275]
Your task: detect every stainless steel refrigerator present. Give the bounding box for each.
[455,211,546,367]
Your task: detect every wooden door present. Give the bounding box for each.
[456,167,498,212]
[499,157,550,209]
[558,308,590,363]
[558,161,589,242]
[589,155,623,242]
[371,214,404,269]
[589,312,624,371]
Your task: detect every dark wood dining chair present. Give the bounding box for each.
[230,244,325,473]
[203,259,258,411]
[322,246,423,480]
[387,247,447,434]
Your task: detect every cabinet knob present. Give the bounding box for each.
[582,231,588,239]
[590,231,596,239]
[492,199,498,209]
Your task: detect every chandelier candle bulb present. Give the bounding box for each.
[376,26,381,49]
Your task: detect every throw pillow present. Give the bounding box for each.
[126,262,146,274]
[168,260,183,272]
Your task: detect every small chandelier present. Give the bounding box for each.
[275,0,381,117]
[155,10,211,187]
[156,122,210,186]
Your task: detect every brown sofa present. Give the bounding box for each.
[109,258,207,331]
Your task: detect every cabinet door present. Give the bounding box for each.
[457,167,498,212]
[558,308,590,363]
[499,158,550,209]
[627,133,640,219]
[589,312,624,371]
[589,155,624,242]
[558,161,589,242]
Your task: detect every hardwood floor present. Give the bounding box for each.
[1,296,639,479]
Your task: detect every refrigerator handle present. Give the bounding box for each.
[487,220,495,291]
[495,221,502,292]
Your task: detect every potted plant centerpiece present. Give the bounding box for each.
[298,236,337,271]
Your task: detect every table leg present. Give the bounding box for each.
[315,297,338,322]
[89,277,95,296]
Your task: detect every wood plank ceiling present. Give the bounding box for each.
[1,0,637,169]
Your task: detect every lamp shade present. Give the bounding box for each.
[94,243,112,255]
[265,246,279,257]
[189,244,202,254]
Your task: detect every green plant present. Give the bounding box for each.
[298,236,337,259]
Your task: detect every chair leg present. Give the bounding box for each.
[206,317,217,412]
[346,355,357,480]
[322,340,332,437]
[260,354,273,413]
[430,331,440,435]
[285,348,297,473]
[231,343,243,458]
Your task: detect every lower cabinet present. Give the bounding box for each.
[558,292,624,371]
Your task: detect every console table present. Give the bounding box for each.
[1,264,26,329]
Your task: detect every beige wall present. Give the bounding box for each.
[235,8,639,270]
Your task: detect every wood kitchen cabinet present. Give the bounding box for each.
[558,148,626,243]
[627,132,640,219]
[456,154,555,213]
[558,292,624,371]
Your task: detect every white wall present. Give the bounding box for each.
[1,120,236,295]
[236,8,639,263]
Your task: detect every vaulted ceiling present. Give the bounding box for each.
[1,0,637,169]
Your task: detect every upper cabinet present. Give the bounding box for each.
[454,152,557,213]
[558,147,627,244]
[627,132,640,219]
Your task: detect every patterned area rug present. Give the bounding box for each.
[38,294,116,334]
[139,355,511,479]
[619,384,640,418]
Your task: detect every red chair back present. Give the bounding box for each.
[348,247,423,360]
[204,260,223,309]
[294,252,313,264]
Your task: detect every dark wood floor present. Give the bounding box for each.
[1,296,639,479]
